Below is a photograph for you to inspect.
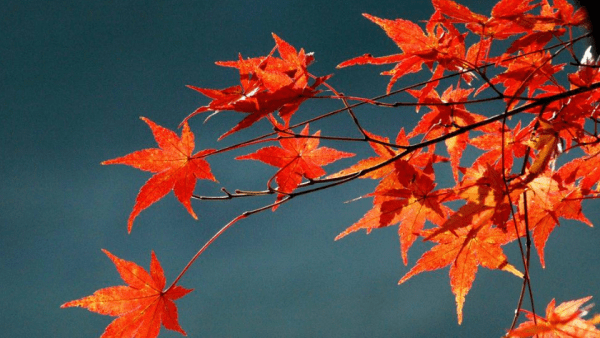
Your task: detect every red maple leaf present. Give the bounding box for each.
[327,130,400,180]
[391,163,527,324]
[183,34,330,139]
[474,43,565,109]
[434,0,538,39]
[236,124,354,206]
[520,167,592,268]
[508,296,600,337]
[400,221,522,324]
[336,161,455,265]
[569,46,600,89]
[407,85,492,182]
[337,11,468,93]
[61,250,193,338]
[328,129,448,181]
[470,120,530,174]
[551,0,589,27]
[102,117,216,233]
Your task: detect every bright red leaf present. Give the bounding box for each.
[400,221,522,324]
[435,0,538,39]
[61,250,193,338]
[236,124,354,206]
[337,11,468,93]
[336,161,455,265]
[102,117,216,233]
[520,167,592,268]
[184,34,330,139]
[407,85,492,182]
[470,120,530,175]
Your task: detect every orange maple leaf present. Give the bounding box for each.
[482,49,564,109]
[336,161,455,265]
[337,11,468,93]
[520,167,592,268]
[400,221,522,324]
[327,130,400,180]
[61,250,193,338]
[102,117,216,233]
[184,34,330,139]
[470,120,530,174]
[328,129,447,181]
[418,164,523,240]
[508,296,600,337]
[236,124,354,207]
[407,85,491,182]
[434,0,538,39]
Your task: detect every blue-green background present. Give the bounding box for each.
[2,0,599,337]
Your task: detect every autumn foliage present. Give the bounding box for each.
[61,250,192,337]
[62,0,600,336]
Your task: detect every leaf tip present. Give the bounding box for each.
[101,248,113,258]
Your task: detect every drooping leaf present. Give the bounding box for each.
[400,220,522,324]
[102,117,216,233]
[61,250,193,338]
[520,167,592,268]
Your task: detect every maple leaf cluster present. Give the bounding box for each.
[63,0,600,336]
[183,33,331,140]
[329,0,599,326]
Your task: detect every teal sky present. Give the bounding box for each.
[2,0,599,337]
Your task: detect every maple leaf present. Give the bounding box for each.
[435,0,538,39]
[102,117,216,233]
[236,124,354,206]
[569,46,600,89]
[61,250,193,338]
[475,47,564,109]
[336,161,455,265]
[184,34,330,139]
[327,130,400,180]
[508,296,600,337]
[550,0,589,27]
[328,129,448,181]
[337,11,468,93]
[407,85,492,182]
[563,140,600,192]
[399,221,522,324]
[525,119,561,177]
[519,167,592,268]
[470,120,530,174]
